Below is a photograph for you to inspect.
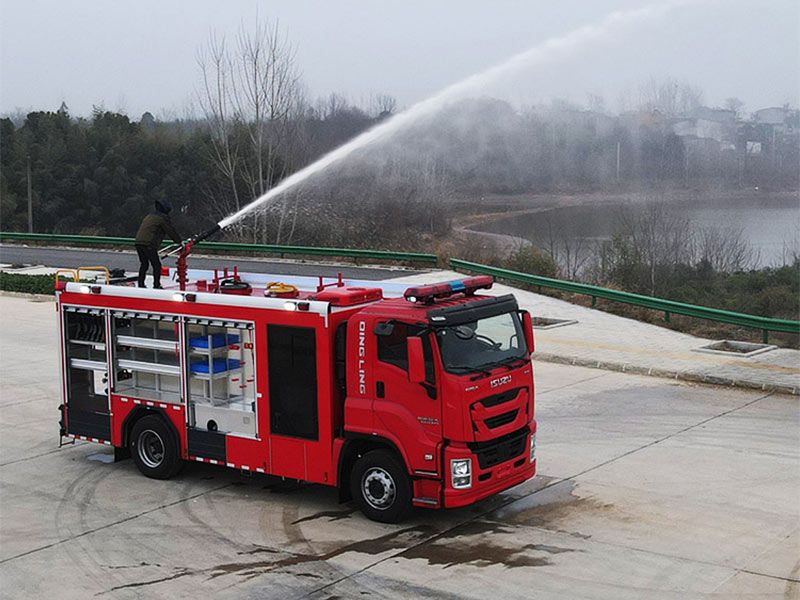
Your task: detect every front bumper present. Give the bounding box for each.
[443,423,536,509]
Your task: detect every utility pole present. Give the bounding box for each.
[615,140,621,183]
[26,155,33,233]
[684,145,689,186]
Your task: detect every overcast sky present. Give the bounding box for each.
[1,0,798,118]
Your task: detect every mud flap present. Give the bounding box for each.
[187,428,227,462]
[66,406,111,441]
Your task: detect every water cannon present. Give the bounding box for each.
[160,223,223,258]
[159,223,225,290]
[191,223,223,245]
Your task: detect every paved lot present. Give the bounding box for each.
[0,244,418,280]
[1,295,798,599]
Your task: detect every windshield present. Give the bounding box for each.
[435,311,526,374]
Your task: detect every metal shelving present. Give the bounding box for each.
[112,315,181,403]
[117,359,181,376]
[69,358,107,371]
[116,335,177,352]
[191,366,242,381]
[68,339,106,350]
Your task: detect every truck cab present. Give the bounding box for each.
[339,276,537,522]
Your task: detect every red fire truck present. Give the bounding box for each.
[57,262,537,522]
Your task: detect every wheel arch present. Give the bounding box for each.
[337,433,408,503]
[122,406,180,450]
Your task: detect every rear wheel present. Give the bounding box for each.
[350,449,411,523]
[130,415,183,479]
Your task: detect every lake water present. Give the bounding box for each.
[475,194,800,267]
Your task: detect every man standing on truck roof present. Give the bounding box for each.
[134,200,183,288]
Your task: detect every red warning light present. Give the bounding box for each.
[403,276,493,304]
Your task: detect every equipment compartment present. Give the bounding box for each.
[186,320,256,437]
[62,307,111,439]
[111,313,181,403]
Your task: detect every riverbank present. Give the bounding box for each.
[462,189,799,267]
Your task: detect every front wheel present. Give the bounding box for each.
[130,415,183,479]
[350,449,412,523]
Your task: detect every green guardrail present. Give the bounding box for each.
[3,232,797,342]
[0,232,438,265]
[451,258,800,343]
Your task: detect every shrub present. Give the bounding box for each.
[0,273,58,295]
[502,245,559,278]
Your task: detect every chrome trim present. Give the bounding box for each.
[413,497,438,505]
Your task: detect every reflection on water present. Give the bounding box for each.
[476,194,800,267]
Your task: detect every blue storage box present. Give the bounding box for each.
[189,334,240,349]
[190,358,241,374]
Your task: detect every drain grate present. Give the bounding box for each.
[694,340,777,357]
[531,317,578,330]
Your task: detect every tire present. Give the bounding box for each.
[350,449,412,523]
[129,414,183,480]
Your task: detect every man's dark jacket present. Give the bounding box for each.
[135,211,181,248]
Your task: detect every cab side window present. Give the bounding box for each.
[376,323,436,385]
[377,323,410,370]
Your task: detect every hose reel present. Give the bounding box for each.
[264,281,299,298]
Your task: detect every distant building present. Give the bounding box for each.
[673,118,732,144]
[544,109,617,137]
[753,107,799,135]
[619,110,666,130]
[692,107,736,126]
[140,111,156,130]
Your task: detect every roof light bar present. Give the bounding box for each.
[404,276,493,304]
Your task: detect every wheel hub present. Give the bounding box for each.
[362,467,396,510]
[138,429,165,468]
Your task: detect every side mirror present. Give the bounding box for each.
[407,336,426,384]
[521,311,534,354]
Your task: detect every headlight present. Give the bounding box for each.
[530,432,537,463]
[451,458,472,489]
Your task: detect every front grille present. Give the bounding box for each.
[484,409,518,429]
[467,427,528,469]
[478,387,521,409]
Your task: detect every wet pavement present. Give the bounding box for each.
[0,295,798,599]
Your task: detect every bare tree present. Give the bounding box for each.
[586,93,606,113]
[617,202,693,294]
[694,224,758,272]
[229,20,302,242]
[724,97,745,119]
[196,33,242,221]
[371,93,397,117]
[197,20,303,242]
[779,234,800,267]
[638,77,704,117]
[676,82,704,116]
[536,211,594,279]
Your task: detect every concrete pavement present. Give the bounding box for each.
[0,294,798,599]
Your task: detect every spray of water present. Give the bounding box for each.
[218,0,698,229]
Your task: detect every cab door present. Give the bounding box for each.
[372,321,442,475]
